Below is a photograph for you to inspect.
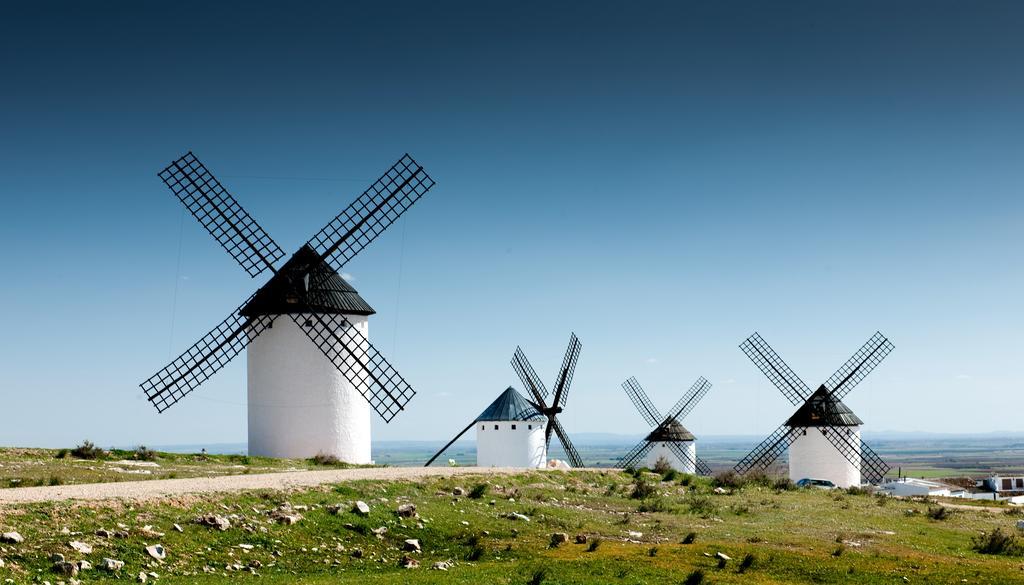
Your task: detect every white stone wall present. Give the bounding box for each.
[476,419,547,468]
[643,441,697,474]
[247,314,371,463]
[788,426,861,488]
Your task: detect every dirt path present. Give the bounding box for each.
[0,466,562,504]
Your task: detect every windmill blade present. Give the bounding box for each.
[140,295,273,412]
[734,423,802,474]
[616,439,655,470]
[739,333,811,406]
[550,417,584,468]
[622,377,662,428]
[665,440,700,472]
[424,419,477,467]
[819,427,891,485]
[664,377,712,423]
[695,457,713,476]
[511,347,549,406]
[158,152,285,277]
[825,332,894,402]
[306,154,435,273]
[290,312,415,423]
[549,333,582,409]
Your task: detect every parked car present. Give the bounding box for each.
[796,478,837,489]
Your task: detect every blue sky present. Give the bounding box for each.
[0,0,1021,448]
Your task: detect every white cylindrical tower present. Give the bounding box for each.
[240,245,377,463]
[788,426,861,488]
[784,386,865,488]
[474,387,547,468]
[641,420,697,473]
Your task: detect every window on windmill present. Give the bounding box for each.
[1017,478,1023,488]
[481,425,485,431]
[511,424,516,430]
[528,424,533,430]
[494,424,499,430]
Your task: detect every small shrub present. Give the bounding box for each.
[48,476,63,486]
[681,531,697,544]
[310,452,341,466]
[683,569,705,585]
[733,504,751,516]
[972,529,1024,556]
[528,568,548,585]
[587,538,601,552]
[1005,507,1024,517]
[630,478,657,500]
[647,546,658,557]
[54,449,69,459]
[652,456,673,476]
[466,545,484,561]
[638,497,668,513]
[662,469,679,483]
[70,440,105,460]
[469,483,489,499]
[679,474,695,487]
[685,494,718,517]
[927,506,952,521]
[772,477,796,491]
[874,493,889,506]
[738,552,756,573]
[133,445,157,461]
[846,485,870,496]
[832,545,845,557]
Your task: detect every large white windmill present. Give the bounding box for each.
[733,332,894,487]
[139,152,435,462]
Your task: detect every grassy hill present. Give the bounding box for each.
[2,467,1023,584]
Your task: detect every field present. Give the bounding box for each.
[2,468,1024,584]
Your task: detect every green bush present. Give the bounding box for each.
[587,538,601,552]
[70,440,105,460]
[528,568,548,585]
[927,506,952,521]
[738,552,756,573]
[972,529,1024,556]
[652,456,673,476]
[134,445,158,461]
[681,531,697,544]
[310,452,341,466]
[630,478,657,500]
[683,569,705,585]
[469,483,489,499]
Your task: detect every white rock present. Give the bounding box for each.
[145,544,166,560]
[69,541,92,554]
[137,571,148,583]
[353,501,371,516]
[0,532,23,544]
[628,531,643,539]
[101,558,125,571]
[77,560,92,571]
[403,539,421,553]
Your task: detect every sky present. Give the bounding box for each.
[0,0,1021,449]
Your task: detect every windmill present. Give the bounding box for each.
[733,332,894,487]
[139,152,435,462]
[617,376,713,474]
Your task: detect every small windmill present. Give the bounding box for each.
[139,152,435,461]
[617,376,713,474]
[734,332,894,487]
[424,334,584,468]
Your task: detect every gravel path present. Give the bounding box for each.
[0,466,554,504]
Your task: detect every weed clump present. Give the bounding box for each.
[738,552,756,573]
[70,440,105,460]
[587,538,601,552]
[927,506,952,521]
[685,493,718,517]
[972,529,1024,556]
[469,483,489,499]
[652,456,673,476]
[310,452,341,466]
[133,445,158,461]
[528,568,548,585]
[630,477,657,500]
[683,569,705,585]
[681,531,697,544]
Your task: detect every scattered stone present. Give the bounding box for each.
[628,531,643,539]
[77,560,92,571]
[351,548,364,559]
[101,558,125,571]
[137,571,148,583]
[148,572,159,579]
[173,524,183,533]
[195,515,231,531]
[353,501,371,516]
[574,534,588,544]
[403,539,422,553]
[113,530,130,539]
[237,544,254,551]
[139,525,164,538]
[488,500,496,506]
[503,512,530,522]
[713,487,729,495]
[715,552,732,561]
[400,555,419,568]
[0,558,4,568]
[95,529,111,538]
[452,487,466,496]
[431,560,453,570]
[550,532,570,546]
[396,503,418,518]
[68,541,92,554]
[249,560,263,569]
[145,544,166,560]
[53,561,79,577]
[273,514,302,526]
[371,526,387,538]
[51,553,66,563]
[0,532,24,544]
[326,504,344,515]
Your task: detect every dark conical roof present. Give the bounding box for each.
[785,385,863,427]
[645,419,696,442]
[240,245,375,317]
[476,387,545,422]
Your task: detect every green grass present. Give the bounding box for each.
[1,469,1023,583]
[0,447,371,488]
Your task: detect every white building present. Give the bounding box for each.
[642,420,697,474]
[242,246,375,463]
[785,387,863,488]
[475,387,548,468]
[880,477,968,498]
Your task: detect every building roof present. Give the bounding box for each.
[240,245,375,317]
[476,387,545,422]
[645,418,696,442]
[785,385,864,427]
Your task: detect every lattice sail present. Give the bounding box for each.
[290,312,415,423]
[734,423,802,474]
[826,332,894,401]
[740,333,810,406]
[511,347,549,404]
[158,152,285,277]
[695,457,712,476]
[666,377,712,423]
[140,295,273,412]
[307,154,435,274]
[551,333,582,408]
[623,377,662,428]
[819,427,891,484]
[617,439,655,469]
[665,440,699,471]
[550,417,584,468]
